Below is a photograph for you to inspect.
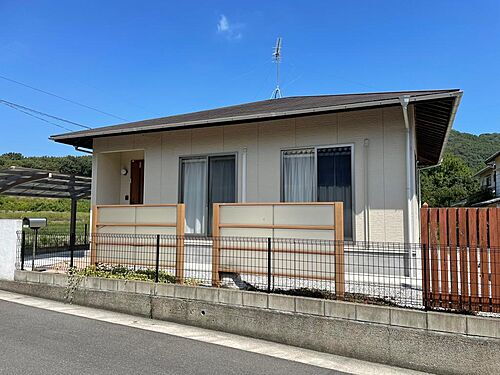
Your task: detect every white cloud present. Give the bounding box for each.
[217,15,229,32]
[217,14,243,40]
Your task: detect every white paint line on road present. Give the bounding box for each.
[0,290,428,375]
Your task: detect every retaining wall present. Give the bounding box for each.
[2,270,500,375]
[0,220,21,280]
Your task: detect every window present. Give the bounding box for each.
[282,149,314,202]
[282,146,353,239]
[180,154,236,235]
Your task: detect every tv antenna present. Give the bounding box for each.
[271,37,282,99]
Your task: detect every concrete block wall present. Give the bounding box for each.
[11,270,500,339]
[3,270,500,375]
[0,220,21,281]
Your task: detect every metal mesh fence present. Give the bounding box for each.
[15,231,500,314]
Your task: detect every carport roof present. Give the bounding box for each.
[50,89,462,166]
[0,167,91,199]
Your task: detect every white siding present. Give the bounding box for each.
[92,106,415,243]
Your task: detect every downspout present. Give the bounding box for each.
[363,139,370,243]
[75,146,93,154]
[241,147,247,202]
[399,95,413,245]
[400,95,412,277]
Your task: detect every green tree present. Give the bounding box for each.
[420,154,479,207]
[0,153,91,177]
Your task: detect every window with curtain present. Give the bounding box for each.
[282,149,315,202]
[282,146,353,239]
[181,158,207,234]
[180,154,236,235]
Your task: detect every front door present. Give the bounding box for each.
[130,159,144,204]
[181,155,236,235]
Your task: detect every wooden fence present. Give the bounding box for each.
[212,202,345,297]
[90,204,185,282]
[421,206,500,312]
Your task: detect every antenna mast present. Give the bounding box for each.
[271,37,282,99]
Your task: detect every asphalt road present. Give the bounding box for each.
[0,300,343,375]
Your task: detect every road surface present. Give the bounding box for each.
[0,299,342,375]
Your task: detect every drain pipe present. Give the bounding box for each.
[241,147,247,202]
[75,146,93,154]
[363,138,370,243]
[399,95,413,245]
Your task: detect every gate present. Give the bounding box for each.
[420,206,499,312]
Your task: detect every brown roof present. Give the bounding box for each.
[485,150,500,163]
[51,89,462,165]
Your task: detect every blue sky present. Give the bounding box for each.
[0,1,499,156]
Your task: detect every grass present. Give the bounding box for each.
[79,264,176,283]
[77,264,201,285]
[0,210,90,233]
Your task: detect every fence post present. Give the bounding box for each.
[175,204,185,284]
[31,228,38,271]
[212,204,221,287]
[420,203,430,310]
[69,197,77,269]
[155,234,160,283]
[20,231,26,271]
[90,205,98,265]
[334,202,345,299]
[84,224,88,245]
[267,237,272,293]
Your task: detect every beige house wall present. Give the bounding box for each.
[92,106,419,243]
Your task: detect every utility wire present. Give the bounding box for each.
[1,101,73,132]
[0,99,91,130]
[0,74,128,121]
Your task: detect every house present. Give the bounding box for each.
[51,89,462,243]
[473,150,500,207]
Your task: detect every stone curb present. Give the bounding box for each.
[11,270,500,339]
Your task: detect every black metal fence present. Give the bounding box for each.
[15,232,500,314]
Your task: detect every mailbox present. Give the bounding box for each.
[23,217,47,230]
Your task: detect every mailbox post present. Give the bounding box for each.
[22,218,47,271]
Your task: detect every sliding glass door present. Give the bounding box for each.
[282,146,353,239]
[208,155,236,234]
[180,154,236,235]
[181,158,207,234]
[282,149,315,202]
[317,147,352,240]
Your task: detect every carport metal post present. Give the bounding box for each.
[69,197,77,268]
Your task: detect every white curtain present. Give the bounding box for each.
[182,159,207,234]
[282,150,314,202]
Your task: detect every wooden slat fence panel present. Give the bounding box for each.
[421,206,500,313]
[212,202,345,298]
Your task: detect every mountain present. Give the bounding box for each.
[445,130,500,171]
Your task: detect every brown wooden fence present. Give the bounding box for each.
[212,202,345,297]
[421,206,500,312]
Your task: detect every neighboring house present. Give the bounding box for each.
[475,164,495,192]
[473,150,500,207]
[51,89,462,243]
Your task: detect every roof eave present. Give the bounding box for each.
[51,90,462,149]
[435,91,463,165]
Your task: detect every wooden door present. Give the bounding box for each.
[130,159,144,204]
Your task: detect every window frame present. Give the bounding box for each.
[280,143,355,240]
[178,151,238,236]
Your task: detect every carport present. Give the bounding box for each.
[0,166,91,266]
